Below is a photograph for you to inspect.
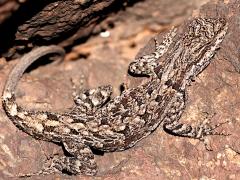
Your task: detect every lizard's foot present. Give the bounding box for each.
[17,155,97,178]
[195,120,230,151]
[17,141,97,177]
[70,75,86,97]
[16,156,60,178]
[163,118,230,150]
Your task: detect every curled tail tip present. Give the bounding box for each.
[2,45,65,112]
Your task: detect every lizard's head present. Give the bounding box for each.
[182,17,227,56]
[180,17,228,88]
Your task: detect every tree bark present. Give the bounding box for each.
[0,0,138,58]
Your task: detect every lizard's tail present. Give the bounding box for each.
[2,46,65,131]
[3,46,65,97]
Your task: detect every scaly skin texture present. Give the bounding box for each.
[2,18,228,176]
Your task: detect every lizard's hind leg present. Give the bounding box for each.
[17,141,97,177]
[59,141,97,175]
[71,85,113,114]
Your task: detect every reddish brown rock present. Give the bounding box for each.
[1,0,240,179]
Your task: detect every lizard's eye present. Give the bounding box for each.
[153,52,160,59]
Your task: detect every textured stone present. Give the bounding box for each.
[1,0,240,179]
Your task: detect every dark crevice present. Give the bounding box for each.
[0,0,144,59]
[0,0,53,56]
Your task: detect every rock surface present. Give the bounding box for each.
[1,0,240,179]
[0,0,140,58]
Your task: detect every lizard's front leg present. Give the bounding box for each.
[162,91,228,148]
[129,28,176,76]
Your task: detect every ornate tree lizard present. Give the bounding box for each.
[2,18,228,176]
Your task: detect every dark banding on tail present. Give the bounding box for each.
[2,46,65,130]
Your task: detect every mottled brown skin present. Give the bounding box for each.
[2,18,228,176]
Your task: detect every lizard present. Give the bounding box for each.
[2,17,228,176]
